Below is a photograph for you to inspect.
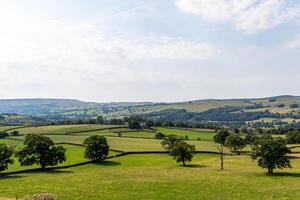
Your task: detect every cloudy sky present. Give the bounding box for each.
[0,0,300,102]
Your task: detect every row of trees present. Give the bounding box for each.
[213,129,292,174]
[0,134,110,173]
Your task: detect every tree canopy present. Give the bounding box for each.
[170,141,195,166]
[225,134,245,152]
[250,137,291,174]
[0,144,14,172]
[17,134,66,169]
[83,135,109,161]
[213,129,230,145]
[161,134,182,151]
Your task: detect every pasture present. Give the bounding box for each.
[0,125,300,200]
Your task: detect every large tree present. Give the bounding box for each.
[250,137,291,174]
[161,134,181,151]
[17,134,66,169]
[83,135,109,161]
[0,144,14,173]
[225,134,245,152]
[170,141,195,166]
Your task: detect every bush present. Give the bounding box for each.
[10,130,20,136]
[155,132,166,139]
[0,132,8,138]
[290,104,299,108]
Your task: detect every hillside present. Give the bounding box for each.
[0,96,300,124]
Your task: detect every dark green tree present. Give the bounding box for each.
[250,137,291,174]
[0,144,14,173]
[286,132,300,144]
[225,134,245,152]
[170,141,195,166]
[155,132,166,139]
[96,116,105,124]
[128,120,141,129]
[213,129,230,145]
[17,135,66,169]
[161,134,181,151]
[83,135,109,161]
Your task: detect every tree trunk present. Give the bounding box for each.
[268,167,273,174]
[183,160,186,166]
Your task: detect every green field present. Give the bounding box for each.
[155,127,215,141]
[1,154,300,200]
[1,125,300,199]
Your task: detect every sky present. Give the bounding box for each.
[0,0,300,102]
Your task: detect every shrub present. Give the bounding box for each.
[290,104,299,108]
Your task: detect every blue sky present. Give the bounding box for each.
[0,0,299,102]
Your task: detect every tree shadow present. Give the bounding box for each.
[180,164,206,168]
[93,160,121,166]
[0,175,23,180]
[43,169,74,174]
[271,172,300,177]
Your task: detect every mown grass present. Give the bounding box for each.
[155,127,215,141]
[15,124,124,135]
[1,154,300,200]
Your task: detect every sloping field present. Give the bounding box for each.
[15,124,124,135]
[155,127,215,141]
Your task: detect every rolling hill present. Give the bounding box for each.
[0,95,300,124]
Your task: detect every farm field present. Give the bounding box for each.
[1,125,300,200]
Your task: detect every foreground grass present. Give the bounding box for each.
[1,154,300,200]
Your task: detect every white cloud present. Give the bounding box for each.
[0,12,220,101]
[176,0,300,33]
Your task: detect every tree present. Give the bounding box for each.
[10,130,20,136]
[250,137,291,174]
[83,135,109,161]
[225,134,245,152]
[213,129,230,145]
[161,134,181,151]
[155,132,166,139]
[0,132,8,139]
[286,131,300,144]
[0,144,14,173]
[17,135,66,169]
[128,120,141,129]
[216,145,225,170]
[244,133,258,145]
[213,129,230,170]
[96,116,104,124]
[169,141,195,166]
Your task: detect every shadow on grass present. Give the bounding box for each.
[271,172,300,177]
[93,160,121,166]
[180,164,206,168]
[43,169,74,174]
[0,175,23,180]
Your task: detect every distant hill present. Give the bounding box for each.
[0,96,300,124]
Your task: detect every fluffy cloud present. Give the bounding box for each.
[176,0,300,33]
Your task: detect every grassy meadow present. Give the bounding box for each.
[0,124,300,200]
